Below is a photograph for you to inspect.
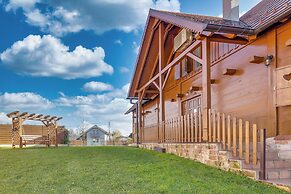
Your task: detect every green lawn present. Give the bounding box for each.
[0,147,286,194]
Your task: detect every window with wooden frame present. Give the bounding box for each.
[181,95,201,116]
[181,57,193,77]
[174,63,181,80]
[193,46,202,72]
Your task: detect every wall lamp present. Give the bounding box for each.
[265,55,274,66]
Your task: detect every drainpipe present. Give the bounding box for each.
[130,98,139,147]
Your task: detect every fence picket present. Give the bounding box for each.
[227,115,231,150]
[199,110,202,142]
[253,124,257,165]
[233,117,237,157]
[239,119,243,158]
[187,114,190,142]
[222,113,226,149]
[245,121,250,164]
[191,113,194,142]
[213,110,216,142]
[194,112,198,142]
[209,109,212,142]
[217,112,221,142]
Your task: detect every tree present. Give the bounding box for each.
[112,129,122,142]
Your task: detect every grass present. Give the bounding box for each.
[0,146,286,194]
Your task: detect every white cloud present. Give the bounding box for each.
[0,92,53,112]
[119,66,130,73]
[83,81,114,92]
[56,84,132,135]
[4,0,181,36]
[114,40,123,45]
[133,41,140,54]
[0,35,113,79]
[5,0,39,12]
[0,112,11,124]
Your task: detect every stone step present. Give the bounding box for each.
[243,159,291,170]
[267,168,291,180]
[265,178,291,191]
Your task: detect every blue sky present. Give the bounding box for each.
[0,0,261,135]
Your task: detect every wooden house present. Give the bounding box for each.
[126,0,291,187]
[77,125,109,146]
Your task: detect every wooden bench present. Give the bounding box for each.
[21,135,49,146]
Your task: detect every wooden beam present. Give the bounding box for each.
[19,112,29,118]
[162,67,172,90]
[142,23,174,94]
[135,20,157,94]
[209,34,249,45]
[138,40,201,92]
[43,115,51,119]
[159,22,165,131]
[202,37,211,141]
[56,117,63,121]
[221,33,237,39]
[36,114,43,118]
[250,56,265,64]
[186,52,203,64]
[153,81,160,91]
[7,111,20,118]
[145,90,159,94]
[49,116,57,121]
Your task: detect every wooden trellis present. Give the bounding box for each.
[6,111,62,148]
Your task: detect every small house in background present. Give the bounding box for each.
[77,125,109,146]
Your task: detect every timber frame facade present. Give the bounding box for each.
[127,0,291,173]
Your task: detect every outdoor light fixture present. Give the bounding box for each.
[265,55,274,66]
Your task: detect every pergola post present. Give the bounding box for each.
[158,22,165,143]
[19,118,23,148]
[11,117,21,148]
[55,121,58,147]
[202,37,211,142]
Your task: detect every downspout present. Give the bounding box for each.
[130,98,139,147]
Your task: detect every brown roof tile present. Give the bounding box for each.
[240,0,291,32]
[162,11,250,28]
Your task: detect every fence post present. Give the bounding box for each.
[259,128,266,180]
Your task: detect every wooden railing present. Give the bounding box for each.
[143,124,159,143]
[207,109,261,165]
[141,109,203,144]
[140,108,264,165]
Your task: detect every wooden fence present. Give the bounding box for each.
[207,109,260,165]
[140,109,265,165]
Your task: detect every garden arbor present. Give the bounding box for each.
[6,111,62,148]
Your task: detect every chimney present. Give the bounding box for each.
[223,0,239,21]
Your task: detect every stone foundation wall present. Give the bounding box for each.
[140,143,258,179]
[268,136,291,160]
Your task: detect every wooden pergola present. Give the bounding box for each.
[6,111,62,148]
